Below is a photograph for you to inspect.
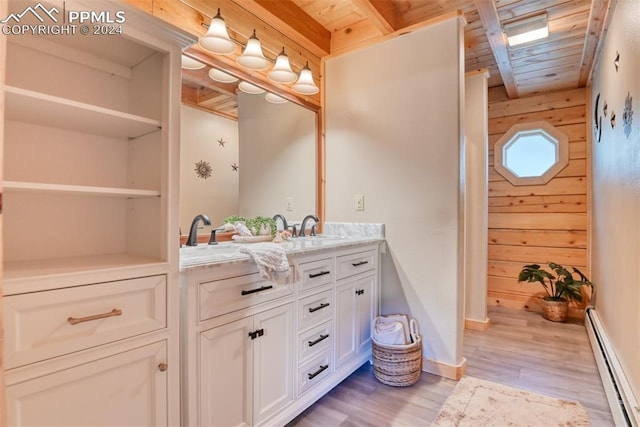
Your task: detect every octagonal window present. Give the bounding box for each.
[494,121,569,185]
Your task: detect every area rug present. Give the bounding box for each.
[431,376,590,426]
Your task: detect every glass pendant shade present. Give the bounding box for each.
[237,30,270,70]
[292,62,319,95]
[198,9,235,55]
[238,81,265,94]
[208,68,239,83]
[181,55,206,70]
[265,92,288,104]
[267,48,297,83]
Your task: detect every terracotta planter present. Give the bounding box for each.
[541,299,568,322]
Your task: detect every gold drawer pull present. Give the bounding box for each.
[68,308,123,325]
[158,363,168,372]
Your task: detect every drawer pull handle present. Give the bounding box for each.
[67,308,122,325]
[308,334,329,347]
[241,285,273,296]
[308,364,329,380]
[308,302,330,313]
[249,329,265,340]
[309,270,330,279]
[352,261,369,267]
[158,363,168,372]
[355,289,365,296]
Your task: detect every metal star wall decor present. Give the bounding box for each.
[194,160,212,179]
[610,111,616,129]
[218,138,226,147]
[231,163,239,172]
[614,51,620,72]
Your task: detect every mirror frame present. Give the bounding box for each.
[183,48,325,231]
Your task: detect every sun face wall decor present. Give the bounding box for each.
[194,160,212,179]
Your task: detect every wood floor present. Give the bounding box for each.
[287,306,614,426]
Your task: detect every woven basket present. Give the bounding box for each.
[372,320,422,387]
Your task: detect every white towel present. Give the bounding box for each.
[238,243,290,281]
[373,320,406,345]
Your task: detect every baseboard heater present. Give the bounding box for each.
[585,307,639,426]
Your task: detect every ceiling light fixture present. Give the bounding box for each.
[504,13,549,47]
[265,92,288,104]
[292,62,319,95]
[237,30,270,70]
[181,55,206,70]
[199,9,235,55]
[208,68,239,83]
[238,81,265,94]
[267,47,297,84]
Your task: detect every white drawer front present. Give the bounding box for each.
[4,275,166,369]
[336,250,375,280]
[199,271,292,321]
[298,289,333,330]
[298,321,333,365]
[297,351,332,397]
[297,257,334,291]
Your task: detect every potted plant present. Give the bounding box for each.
[518,263,594,322]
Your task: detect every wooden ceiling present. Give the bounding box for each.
[126,0,613,118]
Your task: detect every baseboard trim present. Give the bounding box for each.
[464,318,490,331]
[422,357,467,380]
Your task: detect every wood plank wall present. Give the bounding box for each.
[487,86,589,318]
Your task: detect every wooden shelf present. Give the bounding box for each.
[4,181,160,198]
[4,86,161,139]
[3,254,168,295]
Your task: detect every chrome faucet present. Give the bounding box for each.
[299,215,319,237]
[272,214,288,232]
[186,214,211,246]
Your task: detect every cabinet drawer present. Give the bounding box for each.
[199,271,292,321]
[297,257,334,291]
[4,275,166,369]
[297,351,332,397]
[298,321,333,365]
[336,250,375,280]
[298,289,333,330]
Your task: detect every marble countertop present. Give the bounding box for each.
[179,235,385,273]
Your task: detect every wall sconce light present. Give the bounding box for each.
[237,30,270,70]
[181,54,206,70]
[265,92,288,104]
[267,48,297,84]
[238,81,265,94]
[199,9,236,55]
[292,62,319,95]
[504,13,548,47]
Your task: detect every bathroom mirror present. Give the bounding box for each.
[179,63,318,237]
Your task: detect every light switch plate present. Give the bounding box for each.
[355,194,364,211]
[286,197,293,211]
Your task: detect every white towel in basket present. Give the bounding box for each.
[373,320,406,345]
[238,243,290,281]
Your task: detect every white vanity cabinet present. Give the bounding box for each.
[1,1,192,425]
[181,242,381,426]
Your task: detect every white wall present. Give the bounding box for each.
[590,0,640,404]
[464,71,489,324]
[238,92,316,222]
[325,16,466,369]
[179,105,238,234]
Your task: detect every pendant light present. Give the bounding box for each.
[292,62,319,95]
[265,92,288,104]
[199,9,235,55]
[267,47,297,84]
[181,55,206,70]
[237,30,269,70]
[238,81,265,94]
[208,68,239,83]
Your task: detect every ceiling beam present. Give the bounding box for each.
[474,0,518,98]
[232,0,331,57]
[351,0,402,35]
[578,0,615,86]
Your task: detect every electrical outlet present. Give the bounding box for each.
[286,197,293,211]
[355,194,364,211]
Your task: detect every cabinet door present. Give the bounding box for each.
[6,341,168,427]
[200,317,253,427]
[253,303,294,425]
[335,275,376,368]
